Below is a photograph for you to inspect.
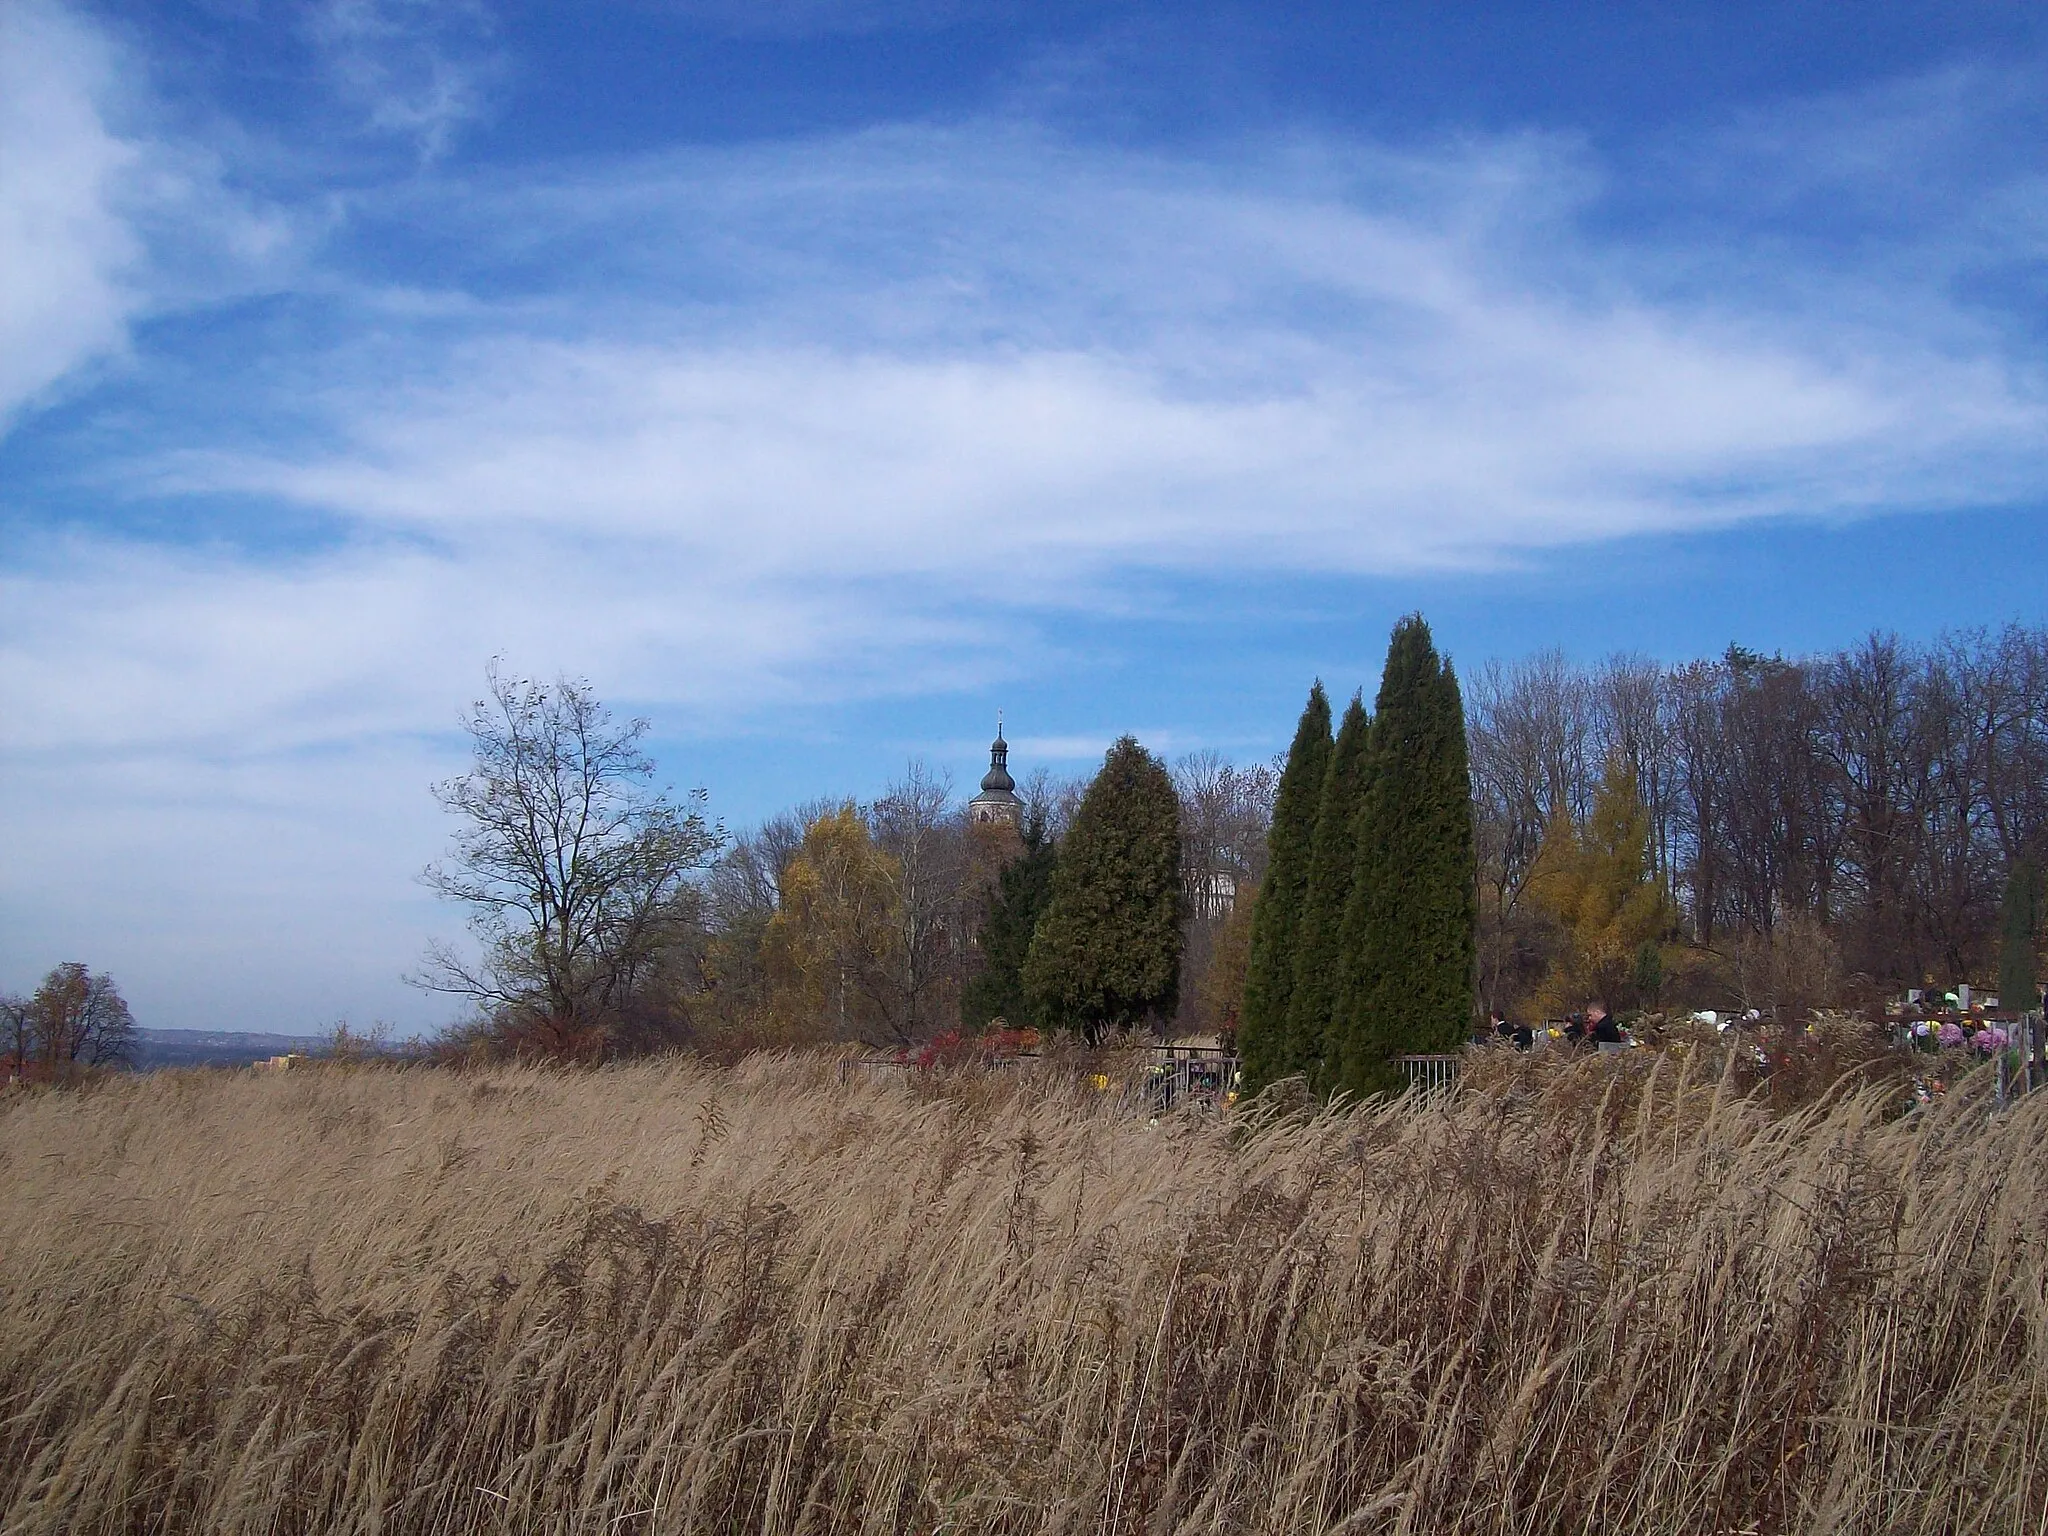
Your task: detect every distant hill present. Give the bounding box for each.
[129,1030,325,1070]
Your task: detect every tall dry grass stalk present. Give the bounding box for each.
[1,1052,2043,1534]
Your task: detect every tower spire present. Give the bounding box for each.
[969,709,1021,827]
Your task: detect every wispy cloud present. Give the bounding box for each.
[80,115,2033,752]
[12,98,2048,759]
[0,0,140,425]
[0,0,301,428]
[310,0,501,160]
[652,0,1015,39]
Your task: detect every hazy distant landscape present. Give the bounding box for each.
[128,1029,325,1070]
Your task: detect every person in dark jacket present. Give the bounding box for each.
[1491,1011,1537,1052]
[1589,1002,1625,1051]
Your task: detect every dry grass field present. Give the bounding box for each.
[1,1051,2044,1535]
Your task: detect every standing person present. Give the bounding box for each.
[1590,1001,1626,1054]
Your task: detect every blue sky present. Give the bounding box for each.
[3,0,2045,1035]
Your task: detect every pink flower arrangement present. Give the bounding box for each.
[1937,1022,1966,1048]
[1974,1026,2009,1053]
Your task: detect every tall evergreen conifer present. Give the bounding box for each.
[1023,737,1182,1042]
[2000,859,2043,1014]
[1283,692,1371,1092]
[1239,683,1332,1093]
[1330,616,1477,1098]
[960,815,1059,1030]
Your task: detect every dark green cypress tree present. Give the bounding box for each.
[1022,737,1182,1043]
[1238,683,1333,1094]
[960,815,1060,1031]
[1999,858,2043,1015]
[1283,692,1371,1093]
[1330,616,1477,1099]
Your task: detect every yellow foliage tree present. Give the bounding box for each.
[1195,882,1258,1047]
[762,805,905,1044]
[1526,763,1675,1016]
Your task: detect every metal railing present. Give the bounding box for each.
[840,1044,1472,1104]
[837,1045,1243,1110]
[1144,1049,1237,1112]
[1397,1053,1461,1094]
[1997,1012,2043,1109]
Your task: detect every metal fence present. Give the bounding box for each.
[836,1045,1242,1111]
[839,1046,1469,1105]
[1997,1013,2044,1108]
[841,1020,2045,1109]
[1143,1049,1238,1113]
[1397,1053,1461,1094]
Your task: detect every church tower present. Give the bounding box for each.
[968,714,1023,828]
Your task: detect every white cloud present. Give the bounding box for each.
[0,1,302,430]
[12,109,2048,767]
[0,528,1010,756]
[135,126,2039,690]
[0,0,140,425]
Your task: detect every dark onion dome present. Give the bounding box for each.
[971,717,1022,824]
[981,726,1015,794]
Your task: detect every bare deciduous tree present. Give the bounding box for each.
[1171,750,1276,1036]
[4,994,33,1079]
[1020,767,1087,843]
[1469,653,1600,1015]
[417,666,721,1058]
[24,963,135,1071]
[1470,624,2048,1015]
[871,761,968,1038]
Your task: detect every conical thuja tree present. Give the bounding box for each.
[1238,683,1333,1094]
[1330,615,1477,1099]
[1023,737,1182,1043]
[2000,858,2043,1015]
[1283,691,1371,1093]
[960,814,1059,1031]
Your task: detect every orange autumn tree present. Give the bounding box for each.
[1526,762,1676,1016]
[762,804,904,1045]
[1196,881,1258,1048]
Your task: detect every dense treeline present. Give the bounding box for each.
[1470,624,2048,1019]
[14,627,2035,1075]
[422,624,2048,1063]
[424,671,1275,1059]
[685,744,1268,1051]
